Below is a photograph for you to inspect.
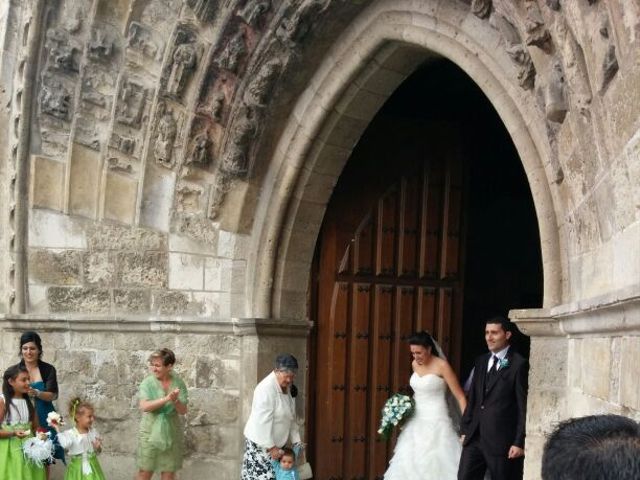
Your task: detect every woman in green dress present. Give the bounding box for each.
[136,348,188,480]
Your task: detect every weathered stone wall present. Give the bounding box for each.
[0,319,309,479]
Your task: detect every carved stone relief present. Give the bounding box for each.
[45,28,80,73]
[555,19,592,114]
[211,90,226,122]
[185,131,213,167]
[127,22,162,61]
[176,183,204,213]
[494,14,536,90]
[116,79,147,128]
[546,0,560,11]
[40,75,72,120]
[108,157,134,173]
[243,59,281,106]
[471,0,492,19]
[598,16,619,92]
[216,29,247,73]
[238,0,271,27]
[524,0,551,51]
[166,41,198,99]
[208,173,232,219]
[276,0,329,47]
[154,102,178,169]
[544,61,568,123]
[109,133,136,155]
[185,0,218,23]
[88,29,114,62]
[221,105,257,175]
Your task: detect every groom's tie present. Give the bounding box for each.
[487,355,499,378]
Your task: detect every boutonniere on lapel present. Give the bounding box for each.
[497,358,510,370]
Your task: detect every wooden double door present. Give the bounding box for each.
[309,120,466,480]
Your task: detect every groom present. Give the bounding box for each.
[458,316,528,480]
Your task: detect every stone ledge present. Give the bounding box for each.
[511,284,640,336]
[0,314,312,337]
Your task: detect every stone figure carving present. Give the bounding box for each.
[108,157,133,173]
[208,173,231,219]
[88,29,114,61]
[244,59,281,106]
[109,133,135,155]
[495,15,536,90]
[45,28,79,73]
[116,80,147,127]
[176,184,203,213]
[221,105,257,175]
[154,103,178,168]
[276,0,328,46]
[216,29,246,73]
[598,17,619,92]
[546,0,560,11]
[211,91,225,121]
[471,0,491,19]
[524,0,551,51]
[185,0,218,22]
[40,77,71,120]
[186,131,212,166]
[238,0,271,27]
[127,22,160,60]
[600,45,619,91]
[82,90,107,108]
[544,61,568,123]
[556,19,592,113]
[167,42,198,98]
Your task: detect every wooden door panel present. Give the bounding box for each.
[399,176,420,278]
[355,216,374,276]
[378,190,397,277]
[312,124,466,480]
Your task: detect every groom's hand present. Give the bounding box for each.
[508,446,524,459]
[459,435,465,444]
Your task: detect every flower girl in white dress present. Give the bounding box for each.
[384,331,467,480]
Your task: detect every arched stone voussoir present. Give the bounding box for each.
[247,0,564,320]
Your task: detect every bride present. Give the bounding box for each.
[384,331,467,479]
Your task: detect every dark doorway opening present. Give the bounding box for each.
[362,58,542,378]
[308,58,543,479]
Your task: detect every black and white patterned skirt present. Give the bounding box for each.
[241,439,275,480]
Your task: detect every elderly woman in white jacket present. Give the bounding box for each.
[241,354,302,480]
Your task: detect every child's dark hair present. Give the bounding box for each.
[2,364,35,424]
[280,447,295,461]
[69,396,94,421]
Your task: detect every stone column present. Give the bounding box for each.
[233,318,312,454]
[511,308,567,480]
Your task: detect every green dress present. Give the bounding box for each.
[0,423,47,480]
[136,374,188,473]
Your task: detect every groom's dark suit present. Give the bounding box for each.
[458,347,528,480]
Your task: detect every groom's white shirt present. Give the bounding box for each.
[488,345,510,371]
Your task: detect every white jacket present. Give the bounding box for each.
[243,372,301,448]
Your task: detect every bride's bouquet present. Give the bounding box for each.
[22,428,54,467]
[377,393,415,440]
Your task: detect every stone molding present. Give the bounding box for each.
[0,313,311,336]
[511,285,640,337]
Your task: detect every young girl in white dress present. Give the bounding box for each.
[53,398,105,480]
[384,331,467,480]
[0,364,45,480]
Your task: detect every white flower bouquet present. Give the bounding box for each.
[377,393,415,440]
[46,411,65,428]
[22,428,54,467]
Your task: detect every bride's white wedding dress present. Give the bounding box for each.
[384,372,462,479]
